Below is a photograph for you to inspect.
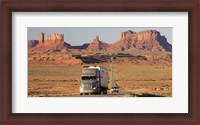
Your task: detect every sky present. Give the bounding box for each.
[27,27,172,46]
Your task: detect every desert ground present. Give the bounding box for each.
[28,50,172,97]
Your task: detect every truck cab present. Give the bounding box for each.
[80,66,108,95]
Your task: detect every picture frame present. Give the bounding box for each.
[1,0,199,124]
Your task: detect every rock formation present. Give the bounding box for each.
[45,33,64,45]
[86,36,109,51]
[38,32,44,44]
[28,40,39,48]
[107,30,172,52]
[71,43,89,49]
[28,30,172,53]
[29,33,71,53]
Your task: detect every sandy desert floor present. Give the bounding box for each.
[28,57,172,97]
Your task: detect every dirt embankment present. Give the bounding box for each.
[28,54,83,65]
[28,52,172,66]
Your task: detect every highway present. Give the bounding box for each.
[76,88,165,97]
[77,88,135,97]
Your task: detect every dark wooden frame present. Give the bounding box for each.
[0,0,199,124]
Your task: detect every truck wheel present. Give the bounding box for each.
[103,89,107,94]
[80,93,83,95]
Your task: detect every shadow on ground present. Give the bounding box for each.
[133,93,165,97]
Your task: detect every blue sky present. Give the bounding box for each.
[28,27,172,46]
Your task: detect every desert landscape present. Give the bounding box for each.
[28,29,172,97]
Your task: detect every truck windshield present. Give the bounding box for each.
[82,76,96,80]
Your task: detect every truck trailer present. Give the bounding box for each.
[80,66,108,95]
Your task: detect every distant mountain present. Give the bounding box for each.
[86,36,109,51]
[28,30,172,53]
[71,43,89,50]
[28,40,39,48]
[29,33,70,53]
[107,30,172,52]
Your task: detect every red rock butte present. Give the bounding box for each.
[28,30,172,53]
[107,30,172,52]
[86,35,109,51]
[29,33,70,53]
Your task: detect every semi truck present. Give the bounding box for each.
[80,66,108,95]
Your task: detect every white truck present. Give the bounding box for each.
[80,66,108,95]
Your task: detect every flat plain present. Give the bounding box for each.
[28,51,172,97]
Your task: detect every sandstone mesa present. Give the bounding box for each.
[28,30,172,53]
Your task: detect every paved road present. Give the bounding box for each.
[77,88,135,97]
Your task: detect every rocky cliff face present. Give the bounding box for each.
[108,30,172,52]
[38,32,45,44]
[29,33,71,53]
[28,30,172,53]
[28,40,39,48]
[86,36,109,51]
[71,43,89,49]
[45,33,64,45]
